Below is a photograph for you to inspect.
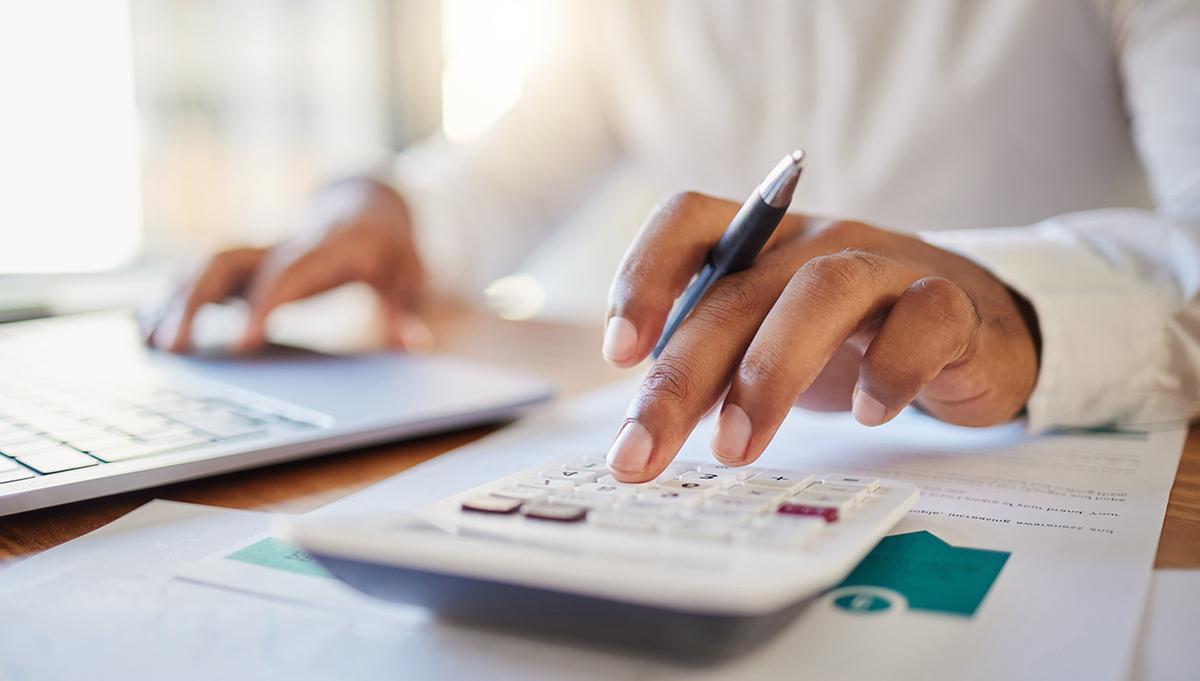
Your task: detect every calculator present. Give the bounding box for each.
[285,456,919,657]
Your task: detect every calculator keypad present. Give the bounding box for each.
[458,459,882,548]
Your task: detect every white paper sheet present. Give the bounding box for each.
[180,378,1187,681]
[1131,569,1200,681]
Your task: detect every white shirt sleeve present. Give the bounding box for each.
[389,8,620,300]
[921,0,1200,431]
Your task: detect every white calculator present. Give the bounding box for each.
[285,456,918,657]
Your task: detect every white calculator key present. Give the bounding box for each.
[746,471,814,493]
[792,490,857,510]
[656,461,698,481]
[589,510,660,533]
[707,494,774,513]
[659,479,721,496]
[822,474,880,492]
[491,486,550,502]
[541,469,600,483]
[806,482,870,500]
[678,470,738,488]
[594,474,656,488]
[744,516,823,548]
[687,505,752,525]
[548,493,613,510]
[522,502,587,523]
[665,518,734,541]
[621,500,685,517]
[562,459,608,473]
[636,489,705,508]
[722,485,786,503]
[576,482,639,498]
[696,463,760,480]
[460,495,523,514]
[516,477,576,491]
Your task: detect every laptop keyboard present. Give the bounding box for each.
[0,371,326,484]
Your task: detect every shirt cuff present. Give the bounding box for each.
[920,220,1170,432]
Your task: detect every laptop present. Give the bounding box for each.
[0,311,554,516]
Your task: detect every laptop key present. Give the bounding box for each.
[89,439,210,463]
[17,447,99,474]
[169,412,265,439]
[0,467,36,484]
[0,437,64,458]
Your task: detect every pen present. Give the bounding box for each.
[651,149,805,358]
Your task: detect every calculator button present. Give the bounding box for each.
[822,474,880,492]
[562,459,608,473]
[461,495,523,515]
[665,518,734,541]
[806,482,870,500]
[575,482,639,498]
[522,502,588,523]
[636,489,705,507]
[655,462,698,481]
[516,477,576,491]
[678,470,737,488]
[589,510,659,533]
[659,479,721,496]
[776,503,839,522]
[621,500,686,517]
[594,474,656,488]
[491,486,550,502]
[687,505,751,525]
[548,493,614,510]
[696,463,759,481]
[722,485,786,503]
[745,516,823,547]
[707,494,774,512]
[779,493,852,522]
[746,471,814,493]
[792,490,858,511]
[541,469,600,483]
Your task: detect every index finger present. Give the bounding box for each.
[603,192,740,368]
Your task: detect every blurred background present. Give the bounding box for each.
[0,0,594,324]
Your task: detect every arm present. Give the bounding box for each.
[920,0,1200,430]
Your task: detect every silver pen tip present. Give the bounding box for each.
[757,149,806,208]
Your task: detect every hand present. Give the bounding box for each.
[142,178,429,353]
[602,192,1040,482]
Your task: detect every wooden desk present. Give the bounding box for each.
[1,309,1197,566]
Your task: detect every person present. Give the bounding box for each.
[144,0,1200,483]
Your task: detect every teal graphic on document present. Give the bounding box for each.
[832,530,1009,617]
[226,537,332,578]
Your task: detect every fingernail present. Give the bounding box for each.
[602,316,638,365]
[712,404,752,463]
[607,420,653,474]
[852,387,887,426]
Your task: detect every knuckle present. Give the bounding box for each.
[638,356,697,407]
[795,250,883,299]
[907,277,980,331]
[736,348,784,389]
[695,275,768,325]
